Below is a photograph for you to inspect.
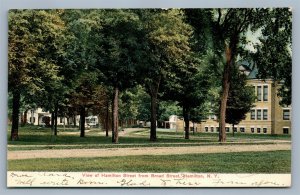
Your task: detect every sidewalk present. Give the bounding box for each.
[7,143,291,160]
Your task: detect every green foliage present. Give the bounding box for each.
[136,90,151,122]
[138,9,193,86]
[157,101,181,122]
[252,8,292,106]
[225,67,256,126]
[119,86,145,122]
[90,10,144,90]
[8,10,65,95]
[68,72,99,109]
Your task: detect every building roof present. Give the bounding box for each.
[237,60,258,79]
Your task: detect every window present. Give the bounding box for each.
[251,128,255,133]
[226,127,230,132]
[257,128,261,133]
[210,127,214,132]
[205,127,208,132]
[240,127,245,133]
[251,109,255,120]
[283,128,289,134]
[263,128,267,133]
[60,117,63,123]
[263,109,268,120]
[216,127,220,132]
[233,127,237,132]
[257,109,262,120]
[263,85,268,101]
[283,109,290,120]
[257,86,262,101]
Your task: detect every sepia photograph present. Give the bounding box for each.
[6,8,292,187]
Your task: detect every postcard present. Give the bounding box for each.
[7,8,292,188]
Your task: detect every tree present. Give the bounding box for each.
[211,8,259,142]
[138,9,193,141]
[158,9,217,139]
[161,55,210,139]
[67,72,99,137]
[252,8,292,106]
[61,9,105,137]
[91,10,145,143]
[224,66,255,136]
[8,10,65,140]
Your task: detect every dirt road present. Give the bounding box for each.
[7,143,291,160]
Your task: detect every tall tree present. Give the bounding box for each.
[61,9,105,136]
[211,8,258,142]
[8,10,65,140]
[160,9,217,139]
[138,9,193,141]
[91,10,145,143]
[161,55,210,139]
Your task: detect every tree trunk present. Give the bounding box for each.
[219,41,236,143]
[183,106,190,139]
[80,106,86,137]
[51,112,55,131]
[149,76,161,142]
[54,104,58,136]
[232,124,235,137]
[63,114,66,131]
[98,115,101,130]
[11,91,20,141]
[150,92,158,141]
[73,114,76,128]
[23,109,28,126]
[193,122,195,135]
[20,112,24,126]
[112,86,119,143]
[105,99,109,137]
[111,99,114,139]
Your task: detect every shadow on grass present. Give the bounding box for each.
[7,126,290,146]
[7,126,215,146]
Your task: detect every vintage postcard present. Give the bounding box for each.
[7,8,292,187]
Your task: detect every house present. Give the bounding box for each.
[22,108,99,128]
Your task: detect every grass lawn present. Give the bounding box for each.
[7,126,290,151]
[7,126,291,151]
[8,150,291,173]
[7,126,291,173]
